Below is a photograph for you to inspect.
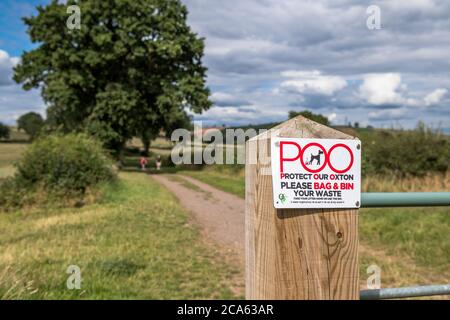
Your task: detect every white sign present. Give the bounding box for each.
[271,137,361,209]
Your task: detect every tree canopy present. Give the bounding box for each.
[17,112,44,140]
[288,110,330,126]
[0,123,10,140]
[14,0,211,155]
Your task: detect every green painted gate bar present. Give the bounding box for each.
[359,192,450,299]
[361,192,450,208]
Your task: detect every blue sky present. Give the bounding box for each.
[0,0,46,123]
[0,0,43,55]
[0,0,449,131]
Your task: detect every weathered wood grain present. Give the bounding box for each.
[245,115,359,300]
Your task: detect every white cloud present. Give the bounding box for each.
[382,0,437,11]
[424,88,447,106]
[211,92,252,107]
[280,70,347,96]
[358,73,418,106]
[360,74,447,109]
[0,85,45,124]
[368,108,410,121]
[327,112,337,122]
[0,50,42,125]
[0,49,19,86]
[211,92,234,102]
[196,106,279,126]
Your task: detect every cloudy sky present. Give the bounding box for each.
[1,0,449,130]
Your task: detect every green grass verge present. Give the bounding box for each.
[0,143,27,178]
[360,207,450,274]
[0,172,240,299]
[181,168,245,199]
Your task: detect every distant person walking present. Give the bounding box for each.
[140,156,148,171]
[156,155,162,171]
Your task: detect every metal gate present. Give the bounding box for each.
[359,192,450,300]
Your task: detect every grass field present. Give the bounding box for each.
[181,166,245,198]
[182,166,450,289]
[0,172,240,299]
[5,127,29,142]
[0,127,31,175]
[0,143,27,179]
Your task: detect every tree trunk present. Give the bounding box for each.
[141,134,151,156]
[117,140,127,168]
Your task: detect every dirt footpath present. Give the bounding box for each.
[151,174,245,265]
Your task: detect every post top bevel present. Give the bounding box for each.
[248,115,358,142]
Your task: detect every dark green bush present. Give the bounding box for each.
[0,122,10,140]
[0,134,116,209]
[361,124,449,177]
[160,154,176,168]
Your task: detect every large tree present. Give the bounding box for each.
[14,0,211,156]
[17,112,44,140]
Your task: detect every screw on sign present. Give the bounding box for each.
[271,138,361,209]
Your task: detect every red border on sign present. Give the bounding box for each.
[328,143,354,173]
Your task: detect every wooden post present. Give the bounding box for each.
[245,115,359,300]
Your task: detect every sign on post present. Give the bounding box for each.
[271,138,361,209]
[246,116,360,300]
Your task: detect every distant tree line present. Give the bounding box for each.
[288,110,330,126]
[0,123,10,140]
[361,123,449,177]
[0,112,45,142]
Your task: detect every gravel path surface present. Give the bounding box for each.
[151,174,245,265]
